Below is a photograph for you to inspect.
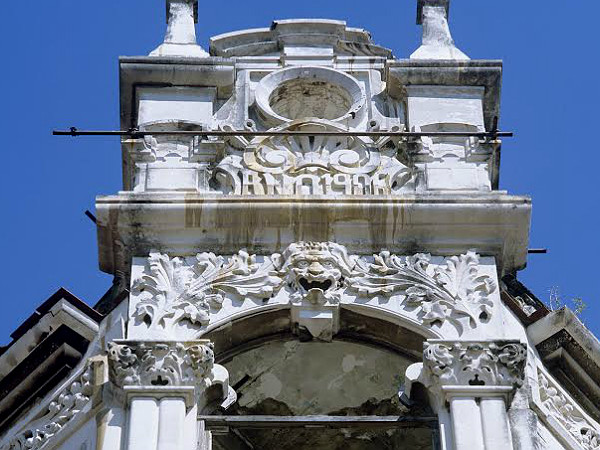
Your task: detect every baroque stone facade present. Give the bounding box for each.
[1,1,599,450]
[128,245,497,341]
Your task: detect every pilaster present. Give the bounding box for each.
[406,340,527,450]
[107,340,230,450]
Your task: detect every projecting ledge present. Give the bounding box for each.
[386,59,502,131]
[528,308,600,421]
[119,57,235,130]
[96,193,531,276]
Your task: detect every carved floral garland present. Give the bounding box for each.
[1,365,94,450]
[538,370,600,450]
[131,245,497,335]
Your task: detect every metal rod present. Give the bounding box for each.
[198,415,439,430]
[528,248,548,254]
[84,210,97,224]
[53,128,513,138]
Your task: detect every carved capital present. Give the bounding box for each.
[107,340,214,388]
[423,340,526,389]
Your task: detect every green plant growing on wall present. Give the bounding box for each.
[547,286,587,319]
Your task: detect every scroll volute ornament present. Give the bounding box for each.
[0,365,95,450]
[538,370,600,450]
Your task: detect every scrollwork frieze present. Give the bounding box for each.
[129,243,498,336]
[0,364,95,450]
[212,119,416,196]
[537,369,600,450]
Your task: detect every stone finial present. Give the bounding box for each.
[150,0,209,58]
[411,0,469,60]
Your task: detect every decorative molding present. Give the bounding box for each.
[132,251,282,332]
[129,244,496,336]
[1,364,94,450]
[107,340,214,388]
[213,119,414,196]
[537,369,600,450]
[422,340,526,388]
[348,251,495,335]
[274,241,357,305]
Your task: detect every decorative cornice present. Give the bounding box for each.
[0,364,95,450]
[107,340,214,388]
[423,340,526,389]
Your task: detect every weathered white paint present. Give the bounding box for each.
[411,2,469,60]
[150,0,209,57]
[3,1,596,449]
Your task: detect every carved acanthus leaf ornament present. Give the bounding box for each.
[131,245,496,335]
[347,251,495,334]
[132,251,282,331]
[107,341,214,388]
[423,340,526,388]
[1,365,94,450]
[538,370,600,450]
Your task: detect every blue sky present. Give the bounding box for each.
[1,1,599,342]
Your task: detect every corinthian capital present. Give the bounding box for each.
[423,340,526,388]
[107,340,214,388]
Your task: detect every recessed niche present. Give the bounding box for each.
[269,79,352,121]
[255,66,365,126]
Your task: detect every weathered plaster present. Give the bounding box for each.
[6,1,597,449]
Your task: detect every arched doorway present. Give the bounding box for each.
[203,308,438,449]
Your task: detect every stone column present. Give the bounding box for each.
[407,340,527,450]
[107,340,217,450]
